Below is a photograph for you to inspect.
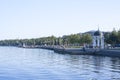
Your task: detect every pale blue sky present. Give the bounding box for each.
[0,0,120,40]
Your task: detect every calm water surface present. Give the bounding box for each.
[0,47,120,80]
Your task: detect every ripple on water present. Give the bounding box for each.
[0,47,120,80]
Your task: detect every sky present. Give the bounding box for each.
[0,0,120,40]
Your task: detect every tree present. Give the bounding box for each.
[80,34,92,44]
[109,29,118,47]
[62,35,70,46]
[117,30,120,43]
[68,34,80,44]
[104,32,111,44]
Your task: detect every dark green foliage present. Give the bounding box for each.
[68,34,81,44]
[104,32,111,44]
[118,30,120,43]
[104,29,120,47]
[80,34,92,44]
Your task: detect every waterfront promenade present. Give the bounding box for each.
[23,45,120,57]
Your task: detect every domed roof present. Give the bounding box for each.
[94,30,101,36]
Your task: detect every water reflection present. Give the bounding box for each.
[110,58,120,70]
[0,47,120,80]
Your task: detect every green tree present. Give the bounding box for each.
[80,34,92,44]
[68,34,81,44]
[109,29,118,46]
[117,30,120,43]
[104,32,111,44]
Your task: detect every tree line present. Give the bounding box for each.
[0,33,92,47]
[0,29,120,47]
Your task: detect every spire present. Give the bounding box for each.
[98,24,100,31]
[94,25,101,36]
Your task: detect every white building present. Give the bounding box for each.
[92,30,104,49]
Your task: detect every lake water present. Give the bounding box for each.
[0,47,120,80]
